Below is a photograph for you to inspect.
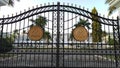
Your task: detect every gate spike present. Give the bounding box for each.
[83,7,85,10]
[48,2,50,5]
[12,14,14,16]
[63,2,65,5]
[44,3,46,6]
[36,5,38,8]
[79,5,81,8]
[52,2,54,5]
[67,3,69,6]
[103,15,105,18]
[40,4,42,6]
[20,11,22,13]
[7,15,9,18]
[32,6,34,9]
[87,8,89,11]
[75,4,77,7]
[28,7,30,10]
[71,3,73,6]
[16,12,17,16]
[2,15,5,18]
[24,9,26,12]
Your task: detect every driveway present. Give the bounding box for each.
[0,49,119,67]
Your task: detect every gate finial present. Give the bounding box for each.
[57,2,60,5]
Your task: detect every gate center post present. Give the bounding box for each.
[56,2,60,68]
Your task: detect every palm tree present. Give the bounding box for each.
[8,0,20,7]
[69,18,90,42]
[30,16,52,42]
[74,18,91,29]
[30,16,47,29]
[105,0,120,15]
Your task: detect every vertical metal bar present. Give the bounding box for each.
[14,13,17,67]
[0,18,4,39]
[27,7,31,66]
[0,22,3,38]
[117,16,120,48]
[113,20,118,68]
[62,8,65,67]
[47,5,50,66]
[71,9,74,67]
[51,4,54,67]
[0,17,4,66]
[19,11,22,67]
[67,7,69,67]
[116,17,120,68]
[10,14,14,67]
[56,2,60,68]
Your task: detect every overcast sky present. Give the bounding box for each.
[0,0,111,17]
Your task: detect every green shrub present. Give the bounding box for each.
[0,38,13,53]
[107,37,118,45]
[0,30,18,53]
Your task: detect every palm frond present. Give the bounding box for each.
[8,0,20,7]
[30,16,47,28]
[8,0,14,6]
[105,0,112,4]
[108,6,116,16]
[42,31,52,43]
[74,19,91,29]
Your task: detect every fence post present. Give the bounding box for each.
[0,18,4,53]
[117,16,120,46]
[0,19,4,39]
[116,16,120,68]
[114,16,119,68]
[56,2,60,68]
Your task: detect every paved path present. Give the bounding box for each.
[0,49,120,67]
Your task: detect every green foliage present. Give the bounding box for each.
[105,0,116,16]
[108,38,114,45]
[8,0,20,7]
[30,16,52,42]
[69,32,74,41]
[108,6,116,16]
[91,7,98,15]
[30,16,47,29]
[102,31,107,37]
[107,36,119,45]
[74,19,91,29]
[43,31,52,43]
[0,38,13,53]
[91,7,102,42]
[92,21,102,42]
[0,29,19,53]
[8,29,19,43]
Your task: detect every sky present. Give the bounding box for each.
[0,0,116,36]
[0,0,115,18]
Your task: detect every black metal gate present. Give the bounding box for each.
[0,2,120,68]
